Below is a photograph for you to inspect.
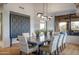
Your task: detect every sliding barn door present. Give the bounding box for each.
[10,13,30,45]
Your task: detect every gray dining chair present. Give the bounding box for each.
[18,36,38,55]
[40,34,60,55]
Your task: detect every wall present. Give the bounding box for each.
[2,3,35,47]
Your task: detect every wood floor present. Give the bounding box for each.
[60,44,79,55]
[0,44,20,55]
[0,43,79,55]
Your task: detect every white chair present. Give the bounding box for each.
[18,36,38,54]
[51,34,60,54]
[32,32,36,40]
[22,33,30,37]
[39,32,45,42]
[47,32,50,40]
[22,33,30,40]
[62,32,67,48]
[57,33,64,53]
[40,34,60,55]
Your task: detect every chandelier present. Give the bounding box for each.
[37,3,52,20]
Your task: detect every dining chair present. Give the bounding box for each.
[18,36,38,55]
[62,32,67,49]
[22,33,30,40]
[47,32,50,40]
[39,32,45,42]
[22,33,30,37]
[40,34,60,55]
[32,32,37,40]
[57,33,64,54]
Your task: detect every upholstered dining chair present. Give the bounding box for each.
[47,32,50,40]
[40,34,60,55]
[22,33,30,37]
[39,32,45,42]
[57,33,64,53]
[22,33,30,40]
[32,32,37,41]
[18,36,38,55]
[62,32,67,49]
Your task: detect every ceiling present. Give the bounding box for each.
[33,3,76,15]
[0,3,77,16]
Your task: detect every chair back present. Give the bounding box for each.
[32,32,36,39]
[63,32,67,44]
[39,32,45,42]
[58,33,64,48]
[22,33,30,37]
[50,34,60,52]
[22,33,30,40]
[47,32,50,40]
[18,36,29,53]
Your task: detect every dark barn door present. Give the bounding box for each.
[10,12,30,46]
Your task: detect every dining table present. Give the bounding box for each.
[28,37,51,54]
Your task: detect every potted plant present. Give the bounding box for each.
[35,30,40,39]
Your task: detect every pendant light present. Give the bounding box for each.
[37,3,52,20]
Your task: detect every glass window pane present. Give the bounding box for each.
[40,20,45,30]
[59,22,67,32]
[40,23,45,30]
[71,21,79,30]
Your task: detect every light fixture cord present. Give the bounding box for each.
[46,3,48,16]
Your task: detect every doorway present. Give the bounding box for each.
[59,22,67,32]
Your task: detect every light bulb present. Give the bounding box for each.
[41,16,46,19]
[37,13,43,18]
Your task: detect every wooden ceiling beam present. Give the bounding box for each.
[55,13,79,20]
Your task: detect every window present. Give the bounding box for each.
[40,20,46,30]
[71,21,79,30]
[59,22,67,32]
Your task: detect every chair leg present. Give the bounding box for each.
[60,46,63,52]
[20,51,22,55]
[63,43,66,49]
[56,48,59,55]
[20,51,26,55]
[53,51,57,55]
